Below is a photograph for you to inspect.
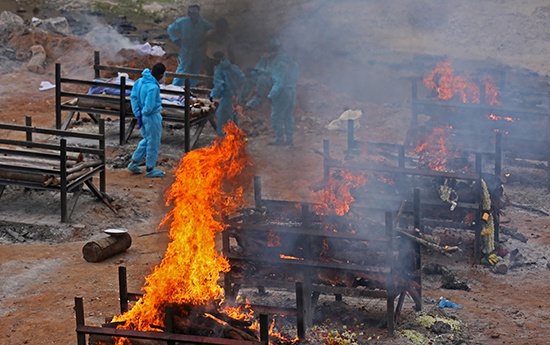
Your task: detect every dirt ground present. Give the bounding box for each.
[2,1,550,344]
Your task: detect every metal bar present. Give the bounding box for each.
[339,161,482,181]
[118,266,129,313]
[254,176,262,208]
[75,297,86,345]
[185,78,191,152]
[25,116,32,144]
[60,139,68,222]
[259,314,269,344]
[165,306,176,345]
[99,119,106,193]
[225,252,389,274]
[413,188,422,310]
[412,97,550,117]
[56,63,62,129]
[76,325,263,345]
[119,76,127,145]
[67,186,83,221]
[295,282,305,340]
[495,132,502,177]
[0,123,103,140]
[385,211,395,337]
[230,223,390,242]
[0,139,102,155]
[60,104,121,117]
[94,51,100,79]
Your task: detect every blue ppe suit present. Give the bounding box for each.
[267,55,299,144]
[210,58,245,136]
[130,69,163,170]
[167,16,213,87]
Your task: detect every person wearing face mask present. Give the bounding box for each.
[127,62,167,178]
[167,4,213,88]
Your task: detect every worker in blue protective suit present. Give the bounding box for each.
[267,53,300,146]
[127,63,167,178]
[209,51,246,136]
[244,39,283,109]
[167,4,213,87]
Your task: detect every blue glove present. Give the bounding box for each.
[136,115,143,129]
[209,96,214,102]
[438,297,462,309]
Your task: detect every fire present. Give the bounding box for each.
[488,113,517,122]
[412,126,457,171]
[314,170,368,216]
[424,61,500,105]
[111,122,253,341]
[279,254,304,260]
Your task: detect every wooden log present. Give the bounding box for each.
[82,233,132,262]
[0,155,77,168]
[66,168,91,182]
[6,228,25,242]
[0,170,53,185]
[397,228,454,258]
[77,97,132,112]
[66,160,101,174]
[11,147,83,162]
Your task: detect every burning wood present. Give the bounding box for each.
[107,123,262,344]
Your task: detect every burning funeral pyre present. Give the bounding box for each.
[106,122,267,344]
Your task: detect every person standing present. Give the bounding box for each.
[167,4,213,87]
[244,39,282,109]
[209,51,245,136]
[127,63,167,178]
[267,49,300,146]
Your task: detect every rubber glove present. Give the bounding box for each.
[438,297,462,309]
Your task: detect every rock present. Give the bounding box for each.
[142,3,164,14]
[27,45,46,74]
[0,11,25,42]
[41,17,73,36]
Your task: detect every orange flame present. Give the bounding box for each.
[314,170,367,216]
[424,61,500,105]
[279,254,304,260]
[412,127,457,171]
[111,122,252,341]
[488,113,517,122]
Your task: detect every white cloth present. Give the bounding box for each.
[38,81,56,91]
[134,42,166,57]
[326,109,363,131]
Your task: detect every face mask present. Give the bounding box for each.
[158,75,166,85]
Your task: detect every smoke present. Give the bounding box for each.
[82,16,139,59]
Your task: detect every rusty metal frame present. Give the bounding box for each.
[408,76,550,188]
[75,296,268,345]
[0,117,112,222]
[221,176,421,337]
[56,56,216,152]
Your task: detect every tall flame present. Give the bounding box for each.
[111,122,252,339]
